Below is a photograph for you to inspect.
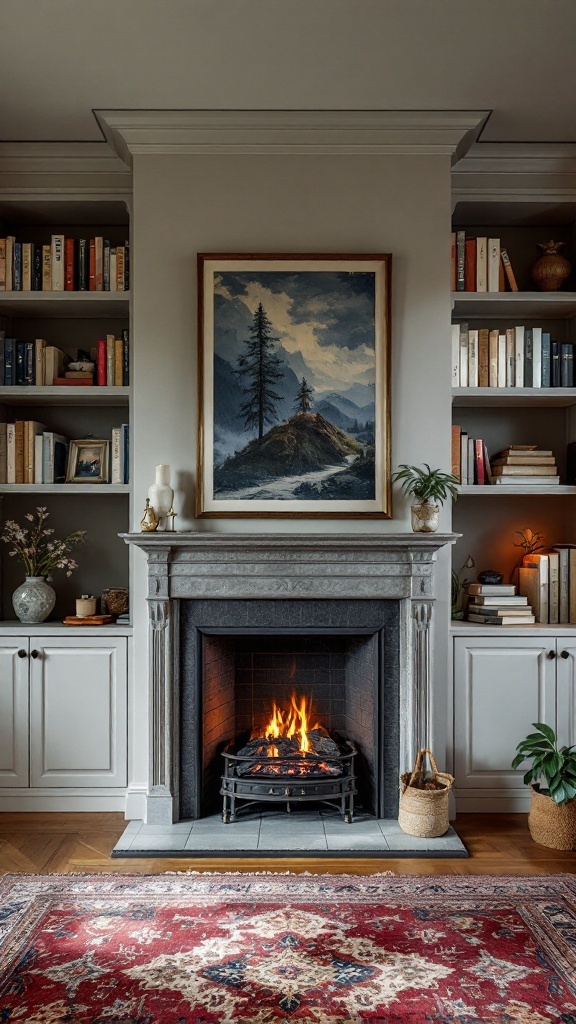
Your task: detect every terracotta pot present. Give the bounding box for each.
[528,784,576,850]
[531,240,572,292]
[411,500,440,533]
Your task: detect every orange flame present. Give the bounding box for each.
[260,694,321,755]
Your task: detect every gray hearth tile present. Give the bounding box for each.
[325,835,390,850]
[128,834,193,852]
[323,819,382,835]
[259,811,323,822]
[385,830,465,852]
[259,820,325,834]
[377,820,406,835]
[121,820,143,836]
[258,835,328,851]
[184,833,260,851]
[138,822,194,835]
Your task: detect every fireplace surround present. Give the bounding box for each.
[123,532,457,825]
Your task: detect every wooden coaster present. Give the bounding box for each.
[63,614,115,626]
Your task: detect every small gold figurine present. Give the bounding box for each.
[166,505,177,532]
[140,498,159,532]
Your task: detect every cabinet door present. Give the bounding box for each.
[556,639,576,750]
[29,636,127,788]
[0,637,29,787]
[454,636,556,797]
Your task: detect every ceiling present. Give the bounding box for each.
[1,0,575,145]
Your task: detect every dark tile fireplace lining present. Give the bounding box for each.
[179,599,400,820]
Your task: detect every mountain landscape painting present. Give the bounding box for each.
[197,255,391,517]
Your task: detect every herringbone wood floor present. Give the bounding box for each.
[0,813,574,875]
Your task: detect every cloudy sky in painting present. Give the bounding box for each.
[213,270,376,395]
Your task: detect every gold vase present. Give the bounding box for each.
[531,240,572,292]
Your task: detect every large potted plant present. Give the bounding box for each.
[512,722,576,850]
[391,463,459,533]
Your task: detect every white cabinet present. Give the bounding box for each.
[453,634,574,811]
[0,633,128,798]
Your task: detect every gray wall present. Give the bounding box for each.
[128,153,452,812]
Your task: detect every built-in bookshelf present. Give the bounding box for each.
[451,198,576,596]
[0,198,131,620]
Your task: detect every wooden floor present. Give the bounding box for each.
[0,813,574,875]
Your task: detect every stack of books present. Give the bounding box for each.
[465,582,535,625]
[451,235,517,293]
[490,446,559,486]
[518,547,576,624]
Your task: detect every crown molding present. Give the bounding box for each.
[95,109,489,164]
[0,143,132,196]
[452,143,576,202]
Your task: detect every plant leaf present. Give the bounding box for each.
[533,722,556,744]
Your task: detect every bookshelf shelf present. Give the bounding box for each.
[0,386,129,407]
[0,483,129,494]
[0,292,130,319]
[451,291,576,319]
[452,387,576,408]
[457,485,576,496]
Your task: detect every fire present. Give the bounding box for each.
[260,694,321,755]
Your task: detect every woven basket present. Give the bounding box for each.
[398,749,454,838]
[528,785,576,850]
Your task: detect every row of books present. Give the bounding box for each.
[451,324,573,389]
[0,423,129,485]
[451,435,560,486]
[0,236,129,292]
[464,582,535,625]
[518,548,576,625]
[451,234,518,293]
[0,333,129,387]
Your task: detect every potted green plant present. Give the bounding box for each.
[391,463,459,533]
[512,722,576,850]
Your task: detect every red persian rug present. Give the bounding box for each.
[1,873,576,1023]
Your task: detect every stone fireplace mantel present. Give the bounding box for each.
[122,532,457,823]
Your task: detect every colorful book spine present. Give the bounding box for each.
[65,238,75,290]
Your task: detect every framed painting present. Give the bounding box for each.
[197,253,391,518]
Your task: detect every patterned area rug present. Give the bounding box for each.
[1,874,576,1023]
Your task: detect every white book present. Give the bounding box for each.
[34,433,44,484]
[523,554,549,624]
[488,238,500,292]
[451,324,460,387]
[459,323,468,387]
[514,325,525,388]
[488,330,498,388]
[498,333,507,387]
[548,550,560,624]
[476,237,487,292]
[50,234,64,291]
[532,327,542,388]
[506,328,515,386]
[0,422,6,484]
[472,595,528,606]
[460,431,468,485]
[6,423,15,483]
[468,329,479,388]
[111,427,123,484]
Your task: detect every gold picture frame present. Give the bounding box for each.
[197,252,392,518]
[66,439,110,484]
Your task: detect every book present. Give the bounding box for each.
[532,327,542,388]
[6,423,15,483]
[14,420,24,483]
[24,341,35,385]
[21,242,32,290]
[15,341,25,385]
[89,238,96,290]
[450,232,456,291]
[542,332,552,387]
[552,340,561,387]
[498,332,507,387]
[524,327,533,388]
[548,549,560,624]
[456,231,466,291]
[64,370,94,379]
[488,238,500,292]
[474,438,485,485]
[116,246,125,291]
[483,441,492,484]
[52,377,94,386]
[35,338,46,387]
[460,430,468,485]
[468,436,474,483]
[451,324,460,387]
[12,242,21,291]
[468,329,479,387]
[5,236,14,290]
[514,326,525,387]
[114,337,123,386]
[506,328,515,386]
[561,343,574,387]
[0,422,7,483]
[488,329,498,387]
[51,234,64,290]
[41,244,51,290]
[466,583,517,596]
[44,346,70,386]
[451,425,461,481]
[34,433,43,484]
[522,554,550,623]
[491,476,560,485]
[459,323,468,387]
[122,422,129,482]
[97,339,107,386]
[78,238,88,290]
[4,337,14,385]
[478,328,489,387]
[106,334,115,387]
[467,605,533,616]
[94,236,103,290]
[491,465,558,476]
[42,432,69,484]
[0,237,6,289]
[493,446,553,458]
[25,421,45,482]
[500,248,518,291]
[124,241,129,290]
[476,237,487,292]
[109,248,117,291]
[464,238,476,291]
[492,455,555,466]
[65,237,75,290]
[552,546,570,623]
[468,614,536,625]
[471,594,528,606]
[32,245,42,290]
[111,427,124,484]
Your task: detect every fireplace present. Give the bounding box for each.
[122,532,457,826]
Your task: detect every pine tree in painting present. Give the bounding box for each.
[235,302,285,439]
[294,376,314,415]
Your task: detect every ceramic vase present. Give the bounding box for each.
[148,464,174,532]
[531,240,572,292]
[12,576,56,624]
[410,500,440,533]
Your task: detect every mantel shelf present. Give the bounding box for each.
[452,387,576,408]
[0,386,129,407]
[0,483,129,494]
[0,291,130,318]
[457,485,576,496]
[451,291,576,319]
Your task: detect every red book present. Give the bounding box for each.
[450,232,456,292]
[465,238,476,291]
[53,377,94,386]
[97,339,107,386]
[89,239,96,291]
[474,438,486,485]
[64,238,74,290]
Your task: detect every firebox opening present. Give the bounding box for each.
[201,632,378,818]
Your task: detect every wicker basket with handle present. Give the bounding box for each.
[398,748,454,838]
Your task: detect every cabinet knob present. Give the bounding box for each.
[561,650,570,659]
[547,650,556,659]
[30,649,40,659]
[17,648,27,659]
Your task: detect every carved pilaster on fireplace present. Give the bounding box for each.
[147,598,175,824]
[411,601,433,755]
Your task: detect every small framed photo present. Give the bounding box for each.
[66,439,110,483]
